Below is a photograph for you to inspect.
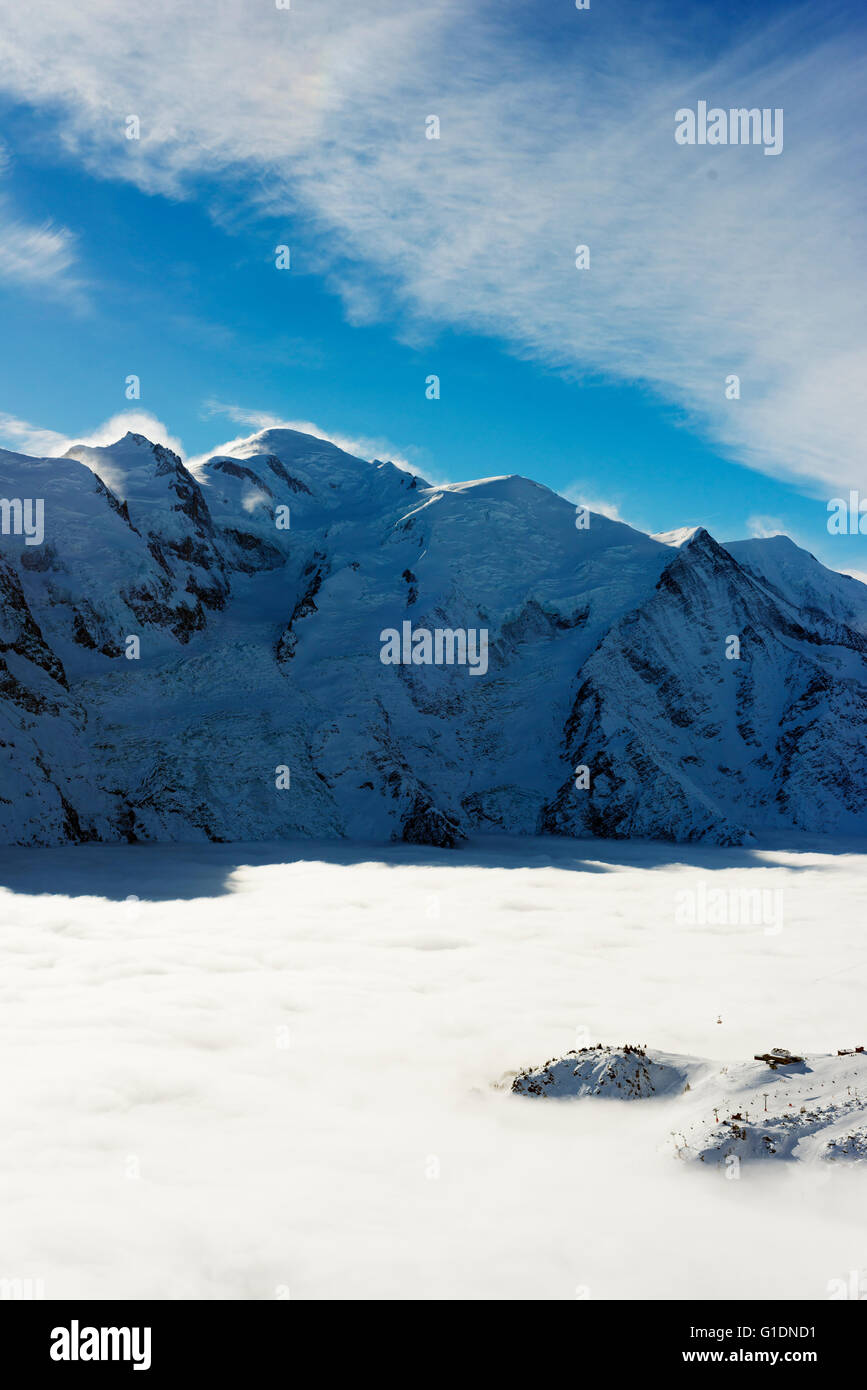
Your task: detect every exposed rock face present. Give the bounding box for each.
[539,529,867,845]
[1,426,866,847]
[512,1045,694,1099]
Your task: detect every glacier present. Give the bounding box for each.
[1,424,865,848]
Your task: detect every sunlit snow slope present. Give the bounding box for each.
[1,427,865,846]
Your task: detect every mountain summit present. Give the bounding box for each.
[1,427,865,847]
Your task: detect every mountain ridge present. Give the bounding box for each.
[1,426,865,848]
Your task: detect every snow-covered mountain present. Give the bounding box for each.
[512,1044,867,1165]
[1,426,865,847]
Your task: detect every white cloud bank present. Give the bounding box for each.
[1,836,866,1299]
[0,2,864,490]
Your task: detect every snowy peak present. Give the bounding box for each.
[651,525,703,548]
[66,433,214,538]
[725,533,867,634]
[0,425,865,848]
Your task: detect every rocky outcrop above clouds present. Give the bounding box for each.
[511,1044,867,1165]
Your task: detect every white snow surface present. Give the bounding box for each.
[2,426,867,848]
[1,833,866,1300]
[513,1044,867,1164]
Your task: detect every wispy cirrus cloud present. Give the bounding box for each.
[0,119,85,302]
[0,2,864,490]
[0,126,85,300]
[0,203,85,301]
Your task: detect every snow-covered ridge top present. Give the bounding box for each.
[3,423,867,850]
[433,474,551,499]
[652,525,702,548]
[2,425,861,592]
[511,1045,867,1165]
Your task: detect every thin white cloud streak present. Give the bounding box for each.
[0,119,84,300]
[0,3,864,488]
[0,402,431,486]
[558,481,627,524]
[747,515,786,539]
[0,413,69,458]
[0,409,184,460]
[0,203,84,300]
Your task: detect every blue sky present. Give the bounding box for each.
[0,0,865,574]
